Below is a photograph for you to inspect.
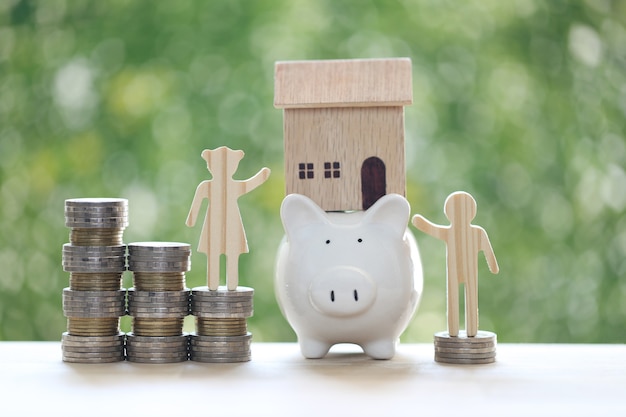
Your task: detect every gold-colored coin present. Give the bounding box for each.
[132,317,184,336]
[70,228,125,246]
[69,273,123,291]
[133,272,186,291]
[67,317,120,336]
[196,318,247,337]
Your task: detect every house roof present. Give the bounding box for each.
[274,58,413,109]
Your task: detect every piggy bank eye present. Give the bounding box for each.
[325,239,331,244]
[357,238,363,243]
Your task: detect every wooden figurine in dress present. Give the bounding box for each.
[274,58,413,212]
[411,191,499,337]
[186,147,271,291]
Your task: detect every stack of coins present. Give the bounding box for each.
[61,198,128,363]
[434,330,497,365]
[190,286,253,363]
[126,242,191,363]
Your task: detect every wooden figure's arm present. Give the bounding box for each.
[479,228,499,274]
[186,181,210,227]
[243,167,271,194]
[411,214,449,242]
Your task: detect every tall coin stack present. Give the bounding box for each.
[434,331,497,365]
[61,198,128,363]
[126,242,191,363]
[190,286,254,363]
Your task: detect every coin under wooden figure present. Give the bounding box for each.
[186,147,270,291]
[412,191,499,364]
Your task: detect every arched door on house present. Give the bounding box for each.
[361,157,386,210]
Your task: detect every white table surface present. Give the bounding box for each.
[0,342,624,416]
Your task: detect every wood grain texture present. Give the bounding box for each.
[283,107,405,211]
[274,58,413,108]
[412,192,499,337]
[186,147,270,290]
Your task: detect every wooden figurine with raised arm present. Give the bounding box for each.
[412,191,499,338]
[186,146,270,291]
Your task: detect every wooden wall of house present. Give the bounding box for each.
[283,106,406,211]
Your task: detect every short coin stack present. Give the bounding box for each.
[61,198,128,363]
[126,242,191,363]
[190,286,253,363]
[433,330,496,365]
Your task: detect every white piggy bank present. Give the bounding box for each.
[275,193,423,359]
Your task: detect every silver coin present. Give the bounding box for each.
[64,305,125,314]
[63,296,126,304]
[434,342,496,350]
[191,305,253,313]
[63,244,126,254]
[191,286,253,295]
[64,216,128,224]
[63,299,125,307]
[128,303,189,311]
[128,298,189,306]
[189,353,250,362]
[62,349,125,359]
[129,298,189,307]
[126,344,189,353]
[126,356,188,364]
[192,312,253,319]
[128,293,190,302]
[190,343,250,352]
[435,351,497,359]
[63,312,125,319]
[434,330,497,343]
[126,342,189,351]
[63,265,126,273]
[61,341,124,349]
[435,356,496,365]
[126,352,189,360]
[65,197,127,206]
[125,333,188,342]
[192,311,252,319]
[62,289,125,299]
[128,265,190,273]
[128,311,189,319]
[190,333,251,342]
[192,306,252,312]
[62,345,125,354]
[128,304,189,312]
[189,336,249,344]
[65,219,129,228]
[62,332,124,342]
[128,260,190,268]
[62,355,125,364]
[128,241,190,250]
[435,346,496,354]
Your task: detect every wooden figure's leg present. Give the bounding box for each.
[465,277,479,337]
[447,277,460,337]
[226,254,239,291]
[208,251,220,291]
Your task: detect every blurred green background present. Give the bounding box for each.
[0,0,624,343]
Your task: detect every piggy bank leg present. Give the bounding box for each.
[362,338,398,360]
[298,337,332,359]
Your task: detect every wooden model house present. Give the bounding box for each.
[274,58,413,211]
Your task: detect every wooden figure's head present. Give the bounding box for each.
[201,147,244,178]
[444,191,477,224]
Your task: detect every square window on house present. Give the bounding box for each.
[298,162,314,179]
[324,161,341,179]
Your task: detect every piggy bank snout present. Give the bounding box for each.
[309,267,377,317]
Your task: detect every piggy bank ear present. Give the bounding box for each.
[362,194,410,238]
[280,194,329,240]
